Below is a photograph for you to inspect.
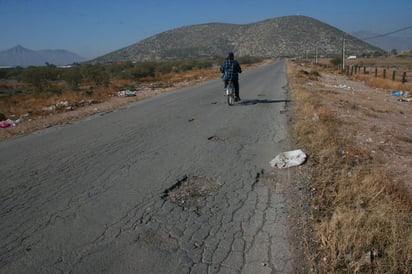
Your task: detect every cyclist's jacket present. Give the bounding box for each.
[220,59,242,81]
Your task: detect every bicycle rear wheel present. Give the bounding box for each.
[227,93,234,106]
[227,83,235,106]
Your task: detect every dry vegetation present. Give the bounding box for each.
[0,61,264,140]
[0,69,218,119]
[1,58,411,272]
[0,68,219,140]
[288,59,412,273]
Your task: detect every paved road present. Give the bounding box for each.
[0,60,294,273]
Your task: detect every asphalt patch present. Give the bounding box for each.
[162,175,221,208]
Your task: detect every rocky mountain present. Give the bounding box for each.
[92,15,384,63]
[0,45,86,67]
[352,31,412,52]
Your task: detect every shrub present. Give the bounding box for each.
[330,57,343,66]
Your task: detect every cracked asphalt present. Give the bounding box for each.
[0,60,296,273]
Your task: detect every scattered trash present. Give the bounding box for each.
[391,91,403,97]
[391,90,412,102]
[312,113,320,122]
[339,84,351,90]
[270,149,307,168]
[55,101,69,108]
[400,97,412,102]
[0,119,16,128]
[42,105,57,112]
[117,89,137,97]
[324,84,352,90]
[76,99,97,107]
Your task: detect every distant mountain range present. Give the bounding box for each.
[4,16,409,67]
[0,45,86,67]
[351,31,412,52]
[91,15,384,63]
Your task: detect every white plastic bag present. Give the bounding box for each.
[270,149,307,168]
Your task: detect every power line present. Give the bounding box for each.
[362,25,412,40]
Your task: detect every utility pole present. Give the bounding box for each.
[342,37,346,71]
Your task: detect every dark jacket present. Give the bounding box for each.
[220,58,242,81]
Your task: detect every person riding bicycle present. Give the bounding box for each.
[220,52,242,101]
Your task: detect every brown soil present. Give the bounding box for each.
[291,62,412,273]
[2,61,410,196]
[0,78,210,141]
[0,61,270,141]
[302,66,412,195]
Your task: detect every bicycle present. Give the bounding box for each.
[226,80,236,106]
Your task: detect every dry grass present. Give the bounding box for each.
[0,61,264,140]
[352,74,412,93]
[143,67,220,83]
[1,61,271,122]
[288,60,412,273]
[0,82,113,118]
[0,68,219,120]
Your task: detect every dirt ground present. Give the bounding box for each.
[0,79,205,141]
[301,65,412,195]
[1,62,411,196]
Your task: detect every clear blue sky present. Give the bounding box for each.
[1,0,411,59]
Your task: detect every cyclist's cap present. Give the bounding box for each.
[228,52,234,59]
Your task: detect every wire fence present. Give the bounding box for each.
[343,65,411,83]
[317,63,412,83]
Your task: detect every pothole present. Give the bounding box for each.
[207,135,223,142]
[162,175,221,208]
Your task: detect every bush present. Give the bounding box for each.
[22,66,59,91]
[238,56,263,64]
[330,57,343,66]
[82,65,110,86]
[129,63,156,78]
[62,67,83,90]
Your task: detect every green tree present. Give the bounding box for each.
[0,69,8,79]
[62,67,83,90]
[23,66,58,91]
[330,57,343,66]
[82,65,110,86]
[129,63,155,79]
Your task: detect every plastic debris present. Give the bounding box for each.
[324,84,352,90]
[391,91,403,96]
[117,90,136,97]
[312,113,320,122]
[270,149,307,168]
[0,119,16,128]
[339,84,351,90]
[391,90,412,102]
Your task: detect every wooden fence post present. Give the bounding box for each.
[375,68,378,77]
[383,69,386,79]
[402,72,407,83]
[392,71,396,81]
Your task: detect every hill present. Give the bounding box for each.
[0,45,86,67]
[92,15,384,63]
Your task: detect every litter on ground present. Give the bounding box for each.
[270,149,307,168]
